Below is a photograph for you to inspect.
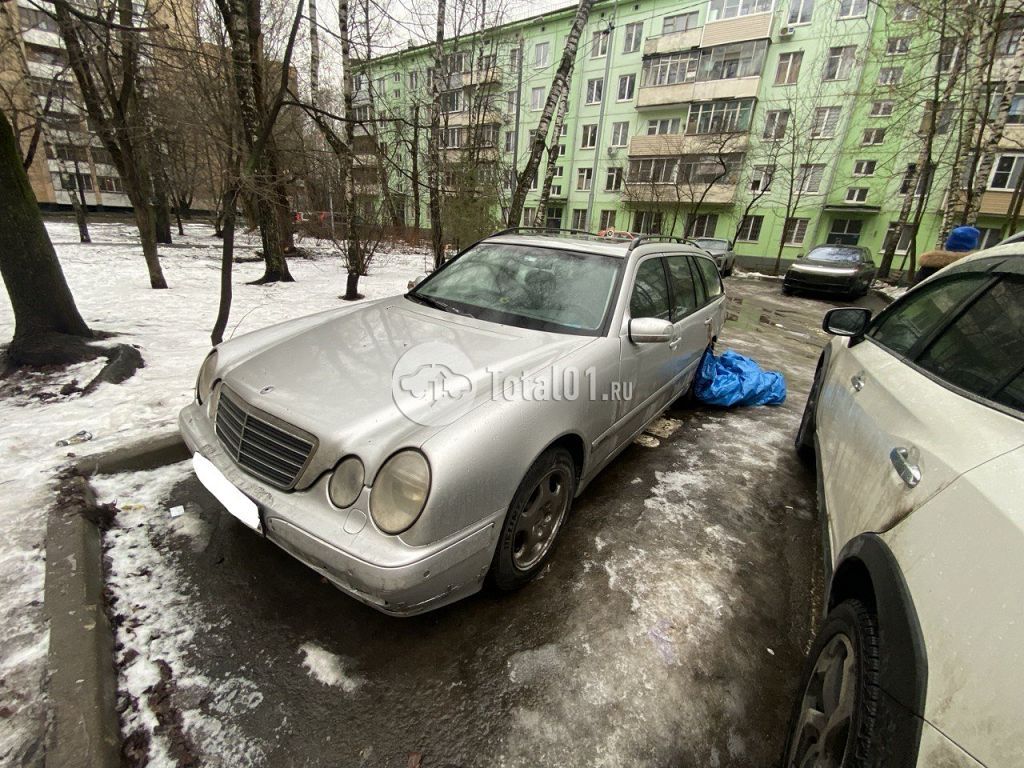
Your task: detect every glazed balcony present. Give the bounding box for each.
[622,182,738,205]
[627,133,750,157]
[643,28,703,56]
[636,76,760,108]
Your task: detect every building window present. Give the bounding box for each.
[553,166,564,177]
[623,22,643,53]
[408,71,419,89]
[611,121,630,146]
[707,0,771,23]
[634,210,664,234]
[581,124,598,148]
[750,164,774,192]
[998,18,1024,56]
[509,47,522,69]
[662,12,698,33]
[686,98,754,134]
[878,67,904,85]
[441,90,464,113]
[853,159,877,176]
[775,51,803,85]
[629,158,678,184]
[828,219,863,245]
[938,38,963,73]
[441,127,464,148]
[642,51,699,86]
[605,167,625,191]
[688,213,718,238]
[617,73,636,101]
[1007,87,1024,124]
[592,30,609,58]
[885,222,915,253]
[898,163,930,196]
[783,217,809,245]
[837,0,867,18]
[599,209,617,230]
[353,105,371,122]
[534,42,550,67]
[586,78,604,104]
[870,100,894,117]
[893,3,918,21]
[571,209,588,229]
[797,164,825,193]
[823,46,856,81]
[810,106,841,138]
[976,227,1003,248]
[647,117,681,135]
[788,0,813,25]
[475,124,499,146]
[545,206,563,229]
[523,206,536,224]
[737,215,764,241]
[863,128,886,145]
[990,154,1024,189]
[845,187,869,202]
[530,86,546,110]
[504,131,515,153]
[702,40,769,80]
[577,168,593,191]
[763,110,790,140]
[887,36,911,55]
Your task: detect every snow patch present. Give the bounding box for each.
[299,643,363,692]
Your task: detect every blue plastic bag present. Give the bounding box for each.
[694,349,786,407]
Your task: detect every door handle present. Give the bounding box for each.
[851,373,864,391]
[889,447,921,488]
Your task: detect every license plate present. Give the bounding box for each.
[192,453,261,531]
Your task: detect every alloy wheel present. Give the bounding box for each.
[787,633,857,767]
[511,467,570,571]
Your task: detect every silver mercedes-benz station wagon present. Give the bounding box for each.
[179,229,727,615]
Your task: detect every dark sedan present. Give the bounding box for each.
[782,245,877,298]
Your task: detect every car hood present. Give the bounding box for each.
[218,296,596,483]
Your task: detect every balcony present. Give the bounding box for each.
[636,77,760,108]
[622,182,738,205]
[979,190,1014,216]
[463,67,504,87]
[999,123,1024,149]
[643,28,702,56]
[628,133,749,157]
[700,11,773,46]
[442,110,504,126]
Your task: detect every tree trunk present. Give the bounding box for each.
[343,270,361,300]
[411,104,421,232]
[0,110,93,363]
[71,162,92,243]
[533,90,570,226]
[507,0,594,228]
[428,0,447,269]
[211,184,238,345]
[153,168,174,244]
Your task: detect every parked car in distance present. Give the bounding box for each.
[179,229,727,616]
[691,237,736,276]
[782,245,876,298]
[787,244,1024,767]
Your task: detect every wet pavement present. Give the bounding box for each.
[103,277,889,768]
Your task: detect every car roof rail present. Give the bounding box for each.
[625,234,701,254]
[491,226,623,244]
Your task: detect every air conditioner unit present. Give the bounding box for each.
[607,146,619,157]
[778,25,795,37]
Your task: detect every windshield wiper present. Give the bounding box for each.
[406,292,472,317]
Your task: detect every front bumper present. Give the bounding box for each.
[178,402,504,616]
[783,270,858,293]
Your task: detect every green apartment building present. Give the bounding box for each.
[358,0,1024,266]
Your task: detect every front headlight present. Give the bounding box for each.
[196,350,218,404]
[328,456,364,509]
[369,450,431,534]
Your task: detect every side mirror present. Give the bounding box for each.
[823,307,871,338]
[407,273,429,291]
[629,317,674,343]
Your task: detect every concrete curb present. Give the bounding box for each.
[44,432,188,768]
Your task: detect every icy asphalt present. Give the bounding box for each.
[95,280,887,768]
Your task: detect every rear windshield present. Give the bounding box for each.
[694,239,729,252]
[806,247,863,263]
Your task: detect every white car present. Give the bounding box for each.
[786,245,1024,767]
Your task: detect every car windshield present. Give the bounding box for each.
[694,238,729,252]
[409,242,623,335]
[806,247,863,263]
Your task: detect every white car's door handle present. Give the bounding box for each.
[851,373,864,391]
[889,447,921,488]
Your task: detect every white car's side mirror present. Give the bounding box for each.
[823,307,871,338]
[407,273,429,291]
[629,317,674,344]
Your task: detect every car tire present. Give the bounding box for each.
[795,357,823,465]
[490,446,577,591]
[783,599,882,768]
[783,284,794,295]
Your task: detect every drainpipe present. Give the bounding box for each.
[585,14,617,229]
[511,32,524,219]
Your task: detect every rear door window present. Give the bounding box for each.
[630,258,671,320]
[916,277,1024,406]
[693,256,723,300]
[666,256,699,320]
[868,275,989,357]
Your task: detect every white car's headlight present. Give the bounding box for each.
[328,456,364,509]
[370,450,431,534]
[196,350,218,404]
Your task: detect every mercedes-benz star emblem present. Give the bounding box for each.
[259,385,275,395]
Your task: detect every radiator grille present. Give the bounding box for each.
[215,387,315,490]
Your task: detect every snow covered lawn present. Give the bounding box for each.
[0,220,426,764]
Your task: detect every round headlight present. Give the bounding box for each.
[197,350,218,403]
[328,457,365,509]
[370,450,431,534]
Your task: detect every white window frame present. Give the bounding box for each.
[581,124,598,149]
[853,159,877,176]
[605,166,624,191]
[870,100,895,117]
[617,73,636,101]
[845,187,869,202]
[592,30,609,58]
[878,67,904,85]
[837,0,867,19]
[571,208,588,229]
[989,153,1024,190]
[611,121,630,147]
[863,128,886,145]
[530,86,546,111]
[599,209,617,230]
[623,22,643,53]
[784,217,809,245]
[534,42,550,68]
[737,214,764,241]
[577,167,594,191]
[823,46,856,81]
[886,36,911,55]
[787,0,813,25]
[797,164,825,193]
[586,78,604,105]
[763,109,790,140]
[810,106,842,138]
[775,51,803,85]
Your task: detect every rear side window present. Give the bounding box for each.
[666,256,699,319]
[693,256,723,299]
[868,275,988,356]
[630,258,671,320]
[917,277,1024,404]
